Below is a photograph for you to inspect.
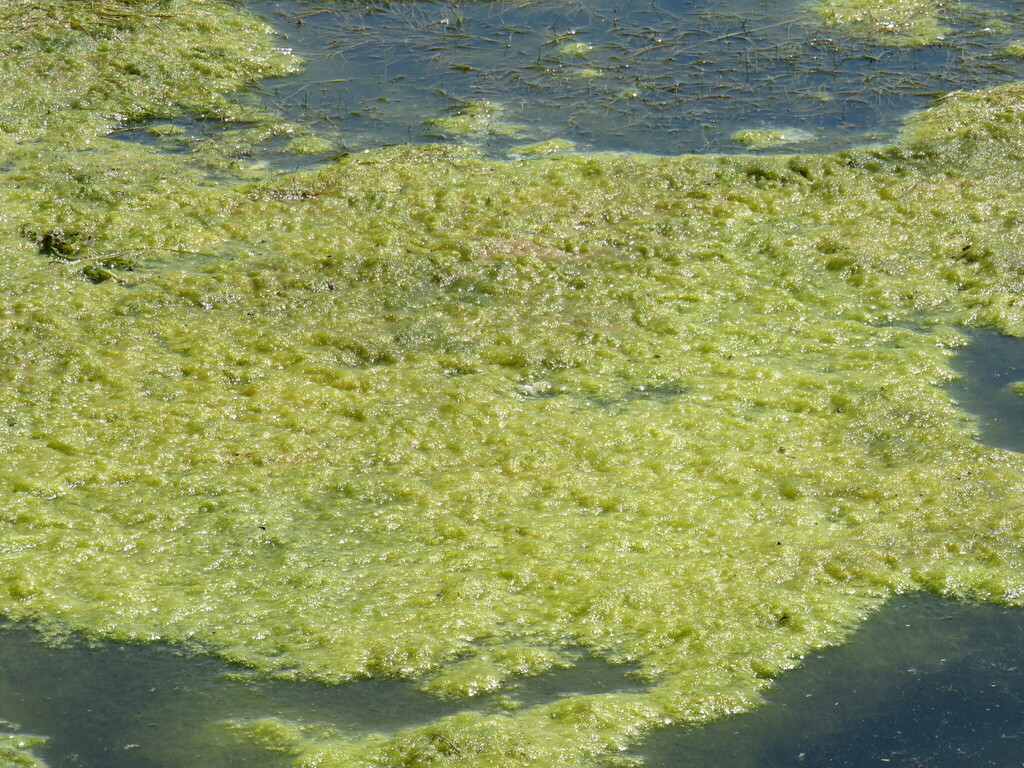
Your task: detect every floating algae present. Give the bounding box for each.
[729,128,813,149]
[813,0,952,45]
[0,733,46,768]
[423,101,525,139]
[4,0,1024,767]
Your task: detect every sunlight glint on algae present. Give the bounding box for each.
[2,0,1024,766]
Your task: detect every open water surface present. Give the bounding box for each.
[0,627,644,768]
[240,0,1024,156]
[115,0,1024,159]
[639,595,1024,768]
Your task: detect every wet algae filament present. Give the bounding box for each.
[3,0,1024,766]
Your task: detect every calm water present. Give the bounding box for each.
[640,595,1024,768]
[0,627,641,768]
[0,626,638,768]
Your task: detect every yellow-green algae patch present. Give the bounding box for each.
[424,101,525,138]
[813,0,950,46]
[513,138,577,156]
[730,128,811,149]
[4,1,1024,767]
[560,41,595,57]
[0,732,46,768]
[0,0,298,144]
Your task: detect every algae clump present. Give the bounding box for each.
[513,138,577,156]
[424,101,525,138]
[0,733,46,768]
[560,41,594,57]
[3,1,1024,767]
[814,0,950,45]
[1004,40,1024,57]
[730,128,810,149]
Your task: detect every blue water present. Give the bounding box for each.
[0,627,641,768]
[114,0,1024,160]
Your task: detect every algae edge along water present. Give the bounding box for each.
[0,622,646,768]
[4,0,1024,767]
[5,595,1024,768]
[639,594,1024,767]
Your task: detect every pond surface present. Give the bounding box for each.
[238,0,1024,156]
[8,2,1024,767]
[4,595,1024,767]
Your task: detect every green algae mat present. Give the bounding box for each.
[2,0,1024,766]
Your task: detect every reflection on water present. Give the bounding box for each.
[640,595,1024,767]
[949,330,1024,454]
[236,0,1024,156]
[3,597,1024,767]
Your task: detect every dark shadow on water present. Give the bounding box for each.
[639,595,1024,768]
[948,329,1024,454]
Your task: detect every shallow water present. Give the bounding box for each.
[237,0,1024,156]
